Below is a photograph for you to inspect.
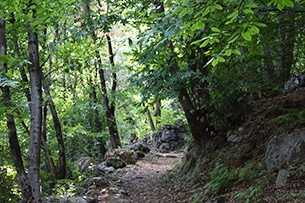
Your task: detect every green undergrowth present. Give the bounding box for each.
[170,144,271,203]
[268,108,305,132]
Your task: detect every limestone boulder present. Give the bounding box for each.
[266,131,305,171]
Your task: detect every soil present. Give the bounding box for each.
[93,151,190,203]
[117,152,188,203]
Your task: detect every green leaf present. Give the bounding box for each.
[191,39,203,45]
[192,21,205,31]
[245,2,258,8]
[249,25,260,34]
[197,8,210,18]
[224,49,232,56]
[172,7,183,15]
[277,3,285,10]
[211,27,220,33]
[179,9,188,18]
[182,0,189,6]
[218,56,225,63]
[200,39,210,48]
[214,4,223,10]
[282,0,294,7]
[253,22,267,27]
[227,10,238,20]
[232,49,241,55]
[212,58,218,66]
[242,31,252,41]
[225,10,239,25]
[243,9,254,15]
[0,76,19,88]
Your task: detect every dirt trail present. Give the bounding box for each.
[114,151,189,203]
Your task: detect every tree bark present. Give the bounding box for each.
[154,98,161,128]
[152,0,213,154]
[43,84,66,179]
[106,35,121,148]
[96,36,121,149]
[0,17,32,202]
[27,19,43,202]
[98,66,121,149]
[178,87,211,146]
[167,40,212,151]
[146,109,156,131]
[89,85,103,132]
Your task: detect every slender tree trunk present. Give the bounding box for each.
[89,87,103,132]
[98,66,121,149]
[106,35,121,148]
[27,19,43,202]
[43,85,66,179]
[154,98,161,128]
[96,35,121,149]
[146,109,156,131]
[0,17,32,202]
[41,104,57,177]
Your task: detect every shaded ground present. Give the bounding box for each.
[117,152,188,203]
[92,151,191,203]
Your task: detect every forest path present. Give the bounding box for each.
[112,151,190,203]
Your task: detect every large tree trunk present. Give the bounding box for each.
[0,17,32,202]
[151,1,213,152]
[27,19,43,202]
[178,87,211,146]
[167,39,213,155]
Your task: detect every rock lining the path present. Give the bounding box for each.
[266,131,305,171]
[152,122,187,152]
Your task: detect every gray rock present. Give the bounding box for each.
[106,157,126,169]
[129,143,150,154]
[152,121,187,152]
[46,196,88,203]
[266,131,305,171]
[77,157,97,173]
[110,196,130,203]
[105,149,138,165]
[276,169,288,188]
[159,143,170,151]
[109,187,120,194]
[82,176,109,188]
[104,166,115,173]
[161,129,172,141]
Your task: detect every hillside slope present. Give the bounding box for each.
[173,87,305,202]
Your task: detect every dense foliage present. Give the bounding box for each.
[0,0,304,201]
